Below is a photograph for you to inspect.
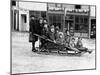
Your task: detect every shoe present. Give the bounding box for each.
[88,50,93,54]
[32,48,37,52]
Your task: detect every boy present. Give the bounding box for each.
[76,37,92,54]
[69,37,80,53]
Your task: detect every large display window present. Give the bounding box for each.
[48,14,64,31]
[74,16,89,33]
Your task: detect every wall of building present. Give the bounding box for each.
[11,5,19,31]
[11,1,96,38]
[18,1,47,31]
[90,6,96,17]
[19,2,47,11]
[19,9,29,31]
[63,4,89,10]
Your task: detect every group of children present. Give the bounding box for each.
[41,23,92,54]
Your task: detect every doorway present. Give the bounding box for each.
[14,13,16,30]
[21,14,27,31]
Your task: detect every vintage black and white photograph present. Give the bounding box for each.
[11,0,96,74]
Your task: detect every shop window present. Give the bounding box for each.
[12,1,16,6]
[80,16,84,23]
[91,19,96,38]
[75,5,81,9]
[41,11,46,18]
[30,11,41,20]
[48,14,64,31]
[70,15,74,19]
[75,16,89,33]
[24,15,27,23]
[22,15,27,23]
[53,15,56,21]
[84,17,88,24]
[75,16,79,23]
[75,24,80,31]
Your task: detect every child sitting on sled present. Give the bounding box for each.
[76,37,92,54]
[40,23,49,49]
[69,37,81,53]
[56,32,65,45]
[48,24,56,43]
[64,30,71,47]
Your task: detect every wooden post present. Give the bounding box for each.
[47,3,49,26]
[89,5,91,39]
[63,7,65,33]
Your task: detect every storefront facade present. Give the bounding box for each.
[47,3,65,32]
[11,1,47,32]
[64,4,90,38]
[47,3,92,38]
[11,1,19,31]
[11,1,96,38]
[90,6,96,38]
[18,1,47,31]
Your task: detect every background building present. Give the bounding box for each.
[11,0,19,31]
[11,0,47,31]
[11,0,96,38]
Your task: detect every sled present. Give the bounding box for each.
[33,34,92,56]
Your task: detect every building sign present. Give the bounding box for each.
[19,2,47,11]
[74,33,88,37]
[48,7,64,12]
[48,3,64,13]
[66,9,89,15]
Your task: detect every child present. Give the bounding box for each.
[76,37,83,48]
[55,26,60,40]
[40,23,49,49]
[45,24,56,52]
[48,25,56,43]
[56,32,65,45]
[76,37,92,54]
[64,30,71,47]
[42,23,49,38]
[69,37,80,53]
